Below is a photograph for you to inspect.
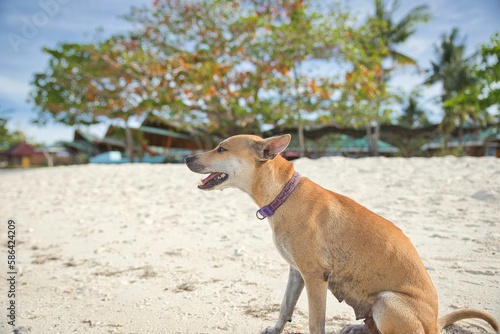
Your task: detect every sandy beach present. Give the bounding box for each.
[1,156,499,334]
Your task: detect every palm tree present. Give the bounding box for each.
[398,90,430,129]
[371,0,431,71]
[425,28,477,142]
[366,0,430,155]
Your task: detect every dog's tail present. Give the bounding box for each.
[437,308,499,333]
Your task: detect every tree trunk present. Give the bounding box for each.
[365,124,372,156]
[298,121,305,158]
[293,64,305,158]
[373,120,380,157]
[366,120,380,157]
[42,151,54,167]
[124,120,135,163]
[458,115,464,156]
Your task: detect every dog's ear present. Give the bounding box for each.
[258,134,291,160]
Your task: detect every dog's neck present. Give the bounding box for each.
[250,156,296,209]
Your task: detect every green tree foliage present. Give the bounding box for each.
[29,39,158,160]
[126,0,348,140]
[27,0,441,157]
[476,33,500,112]
[247,1,348,155]
[336,0,429,155]
[371,0,430,70]
[425,28,479,135]
[123,0,266,136]
[397,90,430,129]
[29,0,353,140]
[0,113,26,152]
[443,33,500,126]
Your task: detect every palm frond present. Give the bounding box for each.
[391,50,417,67]
[392,5,430,43]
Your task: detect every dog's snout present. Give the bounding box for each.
[185,154,204,173]
[184,155,196,164]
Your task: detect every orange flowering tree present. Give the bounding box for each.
[30,0,426,156]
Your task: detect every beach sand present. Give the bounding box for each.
[0,157,498,334]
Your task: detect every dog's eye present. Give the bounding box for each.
[217,146,226,153]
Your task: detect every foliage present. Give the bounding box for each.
[443,33,500,126]
[425,28,481,134]
[122,0,262,136]
[0,116,26,152]
[28,0,497,158]
[30,0,412,141]
[125,0,352,137]
[29,38,162,160]
[476,33,500,111]
[336,0,429,155]
[397,89,430,129]
[370,0,430,70]
[30,40,149,126]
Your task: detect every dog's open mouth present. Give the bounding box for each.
[198,172,228,189]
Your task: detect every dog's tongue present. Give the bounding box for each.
[201,172,222,186]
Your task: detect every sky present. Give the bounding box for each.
[0,0,499,146]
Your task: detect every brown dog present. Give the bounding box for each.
[185,134,499,334]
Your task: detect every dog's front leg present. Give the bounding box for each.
[261,266,304,334]
[303,273,328,334]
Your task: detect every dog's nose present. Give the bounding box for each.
[184,155,195,164]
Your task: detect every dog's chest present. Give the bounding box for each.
[271,229,297,268]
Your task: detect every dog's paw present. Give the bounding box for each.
[260,326,279,334]
[340,324,367,334]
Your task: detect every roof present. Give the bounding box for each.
[5,142,37,156]
[422,128,500,150]
[74,129,100,143]
[99,137,126,148]
[335,136,398,154]
[286,135,398,155]
[136,125,193,140]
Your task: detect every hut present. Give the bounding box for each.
[333,135,399,157]
[101,115,214,162]
[62,129,126,163]
[138,114,214,151]
[421,128,500,157]
[1,142,44,167]
[283,134,398,159]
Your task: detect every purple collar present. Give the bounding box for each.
[256,171,301,220]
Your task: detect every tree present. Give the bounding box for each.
[124,0,277,137]
[371,0,430,70]
[248,0,347,156]
[29,39,156,161]
[334,0,430,156]
[360,0,430,155]
[443,33,500,126]
[30,0,351,151]
[397,90,430,129]
[0,108,27,152]
[30,0,424,154]
[127,0,348,145]
[335,13,394,157]
[425,28,480,141]
[476,33,500,113]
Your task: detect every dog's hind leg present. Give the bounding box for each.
[261,266,304,334]
[371,291,434,334]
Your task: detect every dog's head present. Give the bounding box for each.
[185,134,291,191]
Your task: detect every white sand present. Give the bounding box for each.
[0,157,498,334]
